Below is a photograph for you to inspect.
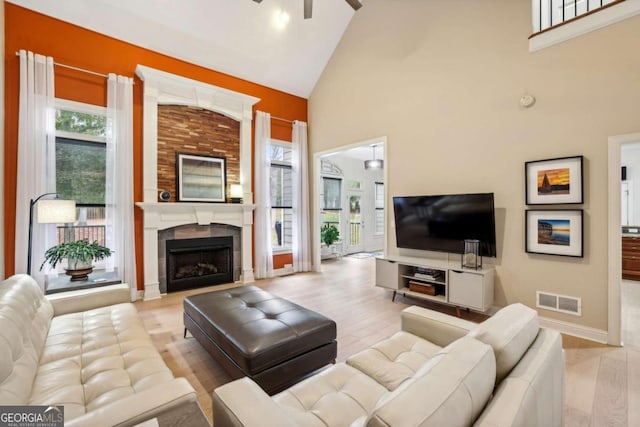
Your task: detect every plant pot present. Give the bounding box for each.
[64,266,94,282]
[65,258,93,282]
[321,244,332,258]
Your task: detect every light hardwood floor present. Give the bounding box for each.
[622,279,640,348]
[135,256,639,426]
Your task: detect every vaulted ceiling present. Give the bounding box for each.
[7,0,359,98]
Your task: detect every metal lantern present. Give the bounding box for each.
[462,239,482,270]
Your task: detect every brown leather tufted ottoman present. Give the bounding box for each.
[183,285,337,394]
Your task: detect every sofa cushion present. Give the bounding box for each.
[29,303,176,422]
[0,274,54,404]
[346,331,441,391]
[473,328,565,427]
[366,336,496,427]
[468,303,539,383]
[273,363,388,427]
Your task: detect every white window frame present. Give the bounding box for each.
[374,182,385,236]
[269,139,293,254]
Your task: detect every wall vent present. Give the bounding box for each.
[536,291,581,316]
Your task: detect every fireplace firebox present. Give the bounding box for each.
[166,236,233,292]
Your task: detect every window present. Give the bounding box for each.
[56,138,106,205]
[375,182,384,235]
[269,141,293,251]
[54,100,108,264]
[347,180,361,190]
[322,177,342,229]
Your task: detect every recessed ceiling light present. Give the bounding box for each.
[273,9,290,30]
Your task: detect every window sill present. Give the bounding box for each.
[45,269,121,295]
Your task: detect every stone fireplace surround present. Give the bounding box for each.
[159,224,240,293]
[135,65,260,300]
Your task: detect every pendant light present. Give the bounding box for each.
[364,144,383,170]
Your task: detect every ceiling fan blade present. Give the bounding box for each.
[345,0,362,11]
[304,0,313,19]
[252,0,263,3]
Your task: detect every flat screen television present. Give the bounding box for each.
[393,193,497,257]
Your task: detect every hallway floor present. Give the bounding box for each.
[622,279,640,348]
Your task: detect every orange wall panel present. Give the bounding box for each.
[273,253,293,270]
[4,4,307,287]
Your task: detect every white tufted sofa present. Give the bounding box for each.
[0,274,197,427]
[213,303,565,427]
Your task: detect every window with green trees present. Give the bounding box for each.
[53,102,108,250]
[269,141,293,251]
[55,109,107,205]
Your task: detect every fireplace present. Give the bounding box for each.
[135,65,258,300]
[166,236,233,292]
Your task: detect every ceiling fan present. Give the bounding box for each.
[252,0,362,19]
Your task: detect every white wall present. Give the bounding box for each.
[309,0,640,331]
[621,143,640,225]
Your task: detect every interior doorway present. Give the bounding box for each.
[608,133,640,347]
[314,137,388,271]
[620,141,640,347]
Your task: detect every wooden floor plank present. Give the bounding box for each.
[622,280,640,348]
[565,406,591,427]
[590,353,627,427]
[563,335,605,417]
[628,348,640,427]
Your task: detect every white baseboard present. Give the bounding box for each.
[539,316,609,344]
[273,265,295,277]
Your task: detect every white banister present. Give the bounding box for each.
[530,0,640,51]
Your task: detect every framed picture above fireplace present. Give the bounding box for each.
[176,152,227,202]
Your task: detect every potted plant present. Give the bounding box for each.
[40,239,112,281]
[321,224,340,258]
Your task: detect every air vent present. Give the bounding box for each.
[536,291,581,316]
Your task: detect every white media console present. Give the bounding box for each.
[375,255,494,313]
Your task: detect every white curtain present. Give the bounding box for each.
[292,121,312,272]
[254,111,274,279]
[15,50,57,287]
[105,74,137,299]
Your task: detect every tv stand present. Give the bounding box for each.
[375,255,494,313]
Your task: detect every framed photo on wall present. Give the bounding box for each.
[176,153,226,202]
[525,209,583,257]
[525,155,583,205]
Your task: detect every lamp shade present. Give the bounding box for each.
[37,199,76,224]
[230,184,243,198]
[364,144,383,170]
[364,159,384,170]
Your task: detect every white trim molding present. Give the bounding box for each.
[136,202,256,300]
[135,65,260,203]
[608,132,640,346]
[530,0,640,51]
[134,65,260,299]
[539,316,609,344]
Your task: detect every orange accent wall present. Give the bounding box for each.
[4,4,305,286]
